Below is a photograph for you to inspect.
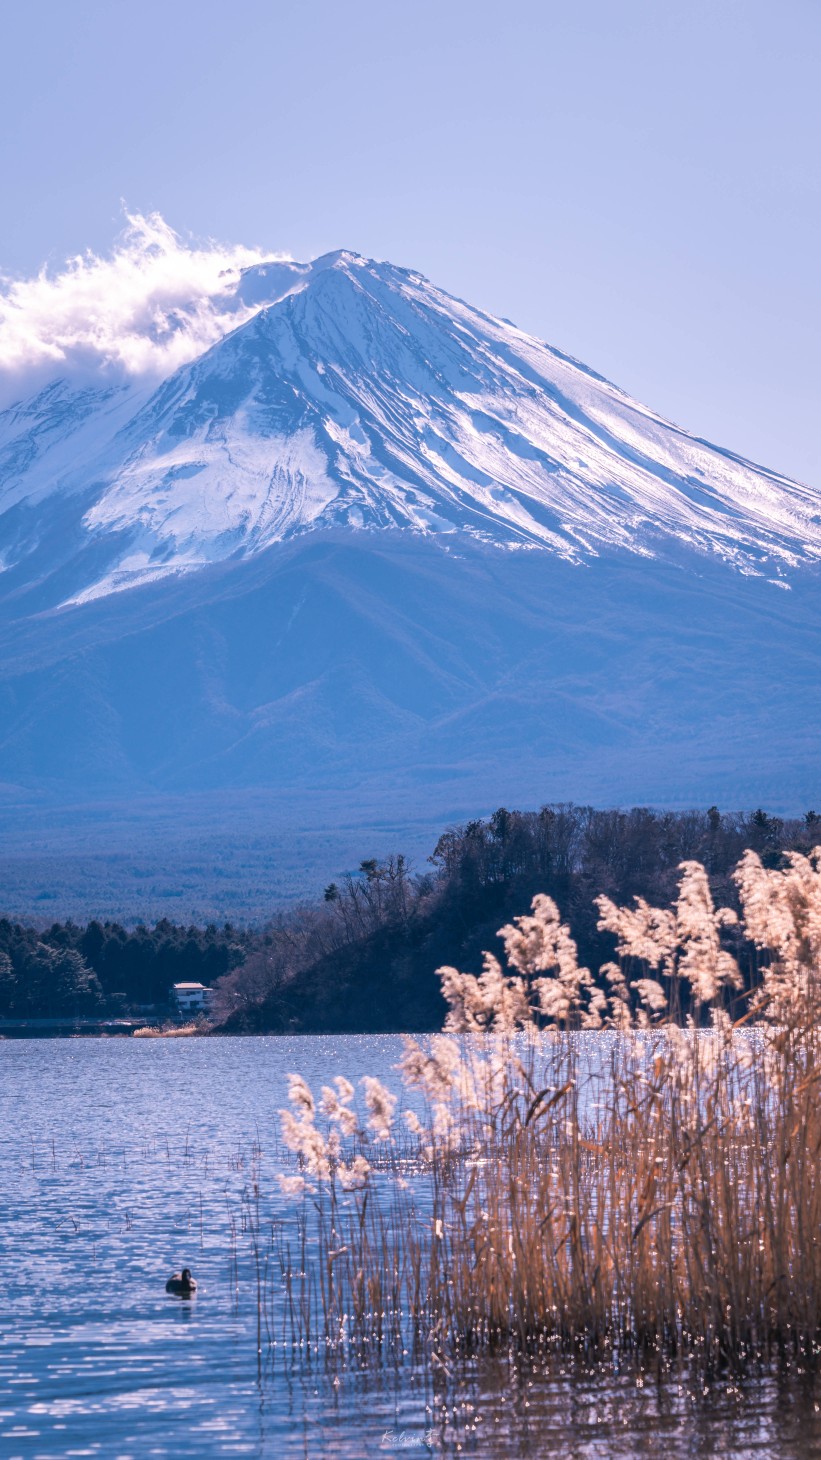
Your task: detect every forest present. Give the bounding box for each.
[1,802,818,1029]
[0,916,249,1018]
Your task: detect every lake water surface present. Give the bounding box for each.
[2,1035,821,1458]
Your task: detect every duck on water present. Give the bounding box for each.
[166,1267,197,1296]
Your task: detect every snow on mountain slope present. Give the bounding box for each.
[1,248,819,610]
[0,378,146,513]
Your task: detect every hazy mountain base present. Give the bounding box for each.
[0,535,820,925]
[0,797,443,923]
[2,536,818,796]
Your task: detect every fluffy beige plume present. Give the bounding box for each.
[582,985,609,1029]
[277,1173,309,1196]
[438,952,530,1033]
[499,894,581,978]
[735,847,821,969]
[399,1035,462,1100]
[286,1073,315,1118]
[734,846,821,1015]
[360,1076,397,1140]
[631,978,668,1014]
[499,894,594,1025]
[435,895,605,1033]
[279,1107,331,1180]
[279,1076,334,1180]
[595,895,676,974]
[601,960,632,1028]
[675,860,741,1003]
[319,1083,358,1135]
[597,863,740,1009]
[337,1155,371,1191]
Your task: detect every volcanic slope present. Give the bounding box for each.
[0,248,819,900]
[2,248,820,611]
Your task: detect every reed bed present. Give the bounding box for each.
[270,848,821,1373]
[132,1019,209,1038]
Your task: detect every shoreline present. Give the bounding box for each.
[0,1017,155,1038]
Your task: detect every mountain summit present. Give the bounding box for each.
[0,247,819,885]
[1,249,818,612]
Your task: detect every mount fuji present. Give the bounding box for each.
[0,246,819,903]
[3,248,820,609]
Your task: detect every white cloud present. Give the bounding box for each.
[0,211,287,396]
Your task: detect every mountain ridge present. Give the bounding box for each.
[0,245,819,886]
[1,248,819,619]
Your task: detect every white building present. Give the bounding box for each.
[172,982,213,1015]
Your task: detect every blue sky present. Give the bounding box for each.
[1,0,818,484]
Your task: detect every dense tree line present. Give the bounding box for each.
[211,803,821,1033]
[0,916,248,1018]
[3,804,818,1027]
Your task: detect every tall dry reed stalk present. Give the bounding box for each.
[132,1019,209,1038]
[273,849,821,1370]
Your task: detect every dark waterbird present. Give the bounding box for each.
[166,1267,197,1296]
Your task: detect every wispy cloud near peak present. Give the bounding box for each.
[0,211,286,394]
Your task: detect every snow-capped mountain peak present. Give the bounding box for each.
[1,249,819,608]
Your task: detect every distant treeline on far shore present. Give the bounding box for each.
[1,803,819,1032]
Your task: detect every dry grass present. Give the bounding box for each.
[132,1019,209,1038]
[270,849,821,1372]
[273,1027,821,1369]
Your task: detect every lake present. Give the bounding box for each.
[2,1035,821,1458]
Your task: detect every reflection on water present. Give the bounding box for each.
[1,1035,821,1457]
